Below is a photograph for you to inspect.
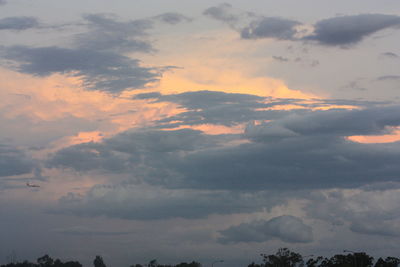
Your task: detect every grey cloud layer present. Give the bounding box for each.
[48,92,400,192]
[241,17,300,40]
[0,16,39,31]
[204,5,400,46]
[218,215,313,244]
[3,46,161,93]
[55,185,284,220]
[305,14,400,46]
[0,144,35,177]
[305,188,400,237]
[135,90,378,128]
[0,13,190,93]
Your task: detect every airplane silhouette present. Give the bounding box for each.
[26,182,40,188]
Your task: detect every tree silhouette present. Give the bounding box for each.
[261,248,304,267]
[93,256,106,267]
[374,257,400,267]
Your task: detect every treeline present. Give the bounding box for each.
[1,248,399,267]
[249,248,400,267]
[0,255,200,267]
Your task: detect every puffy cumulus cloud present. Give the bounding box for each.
[153,12,192,25]
[0,16,39,31]
[305,188,400,237]
[0,144,35,177]
[2,46,162,94]
[305,14,400,46]
[218,215,313,244]
[241,17,301,40]
[55,184,284,220]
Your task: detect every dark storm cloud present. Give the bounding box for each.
[218,215,313,244]
[305,14,400,46]
[0,16,39,30]
[55,185,284,220]
[241,17,301,40]
[153,12,192,25]
[0,144,35,177]
[2,46,161,93]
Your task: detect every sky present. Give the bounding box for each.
[1,0,400,266]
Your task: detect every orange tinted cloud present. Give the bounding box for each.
[348,128,400,143]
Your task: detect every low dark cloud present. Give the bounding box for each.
[52,226,132,236]
[218,215,313,244]
[48,102,400,192]
[305,14,400,46]
[241,17,301,40]
[154,12,192,25]
[0,16,39,31]
[55,185,284,220]
[305,188,400,237]
[0,144,35,177]
[3,46,161,93]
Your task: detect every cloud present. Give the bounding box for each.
[305,188,400,237]
[0,16,39,31]
[381,52,399,58]
[241,17,301,40]
[153,12,192,25]
[0,144,35,177]
[52,226,132,236]
[377,75,400,81]
[272,56,289,62]
[48,96,400,192]
[2,46,162,93]
[218,215,313,244]
[305,14,400,46]
[55,185,284,220]
[203,3,240,26]
[350,220,400,237]
[76,14,154,53]
[0,0,6,5]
